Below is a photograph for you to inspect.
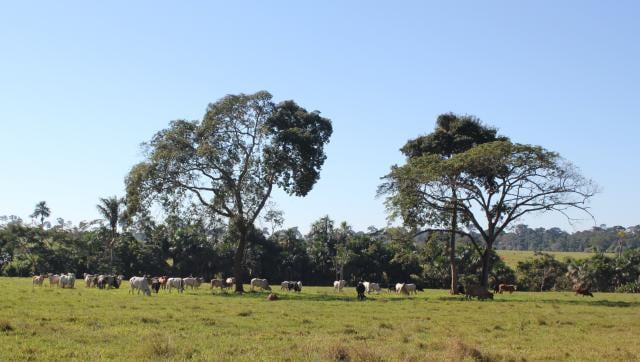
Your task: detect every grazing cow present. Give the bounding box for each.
[61,273,73,288]
[356,282,366,301]
[395,283,405,294]
[167,278,184,293]
[48,274,60,288]
[498,284,517,294]
[101,275,123,289]
[129,276,151,296]
[287,281,302,292]
[405,283,417,295]
[250,278,271,292]
[32,275,45,287]
[281,281,290,291]
[395,283,416,295]
[112,275,123,289]
[183,277,200,290]
[464,285,494,301]
[151,278,160,294]
[210,279,229,292]
[333,280,346,292]
[158,276,168,290]
[84,274,94,288]
[225,277,236,288]
[368,283,381,293]
[60,273,76,289]
[97,275,108,289]
[573,285,594,297]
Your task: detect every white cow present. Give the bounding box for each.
[362,281,371,293]
[368,282,381,293]
[183,277,201,290]
[167,278,184,293]
[396,283,417,295]
[250,278,271,292]
[333,280,346,292]
[84,274,96,288]
[280,281,290,291]
[32,275,45,287]
[60,273,76,289]
[129,276,151,296]
[405,283,417,295]
[225,277,236,287]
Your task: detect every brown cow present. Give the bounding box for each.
[266,293,279,301]
[158,276,168,290]
[210,278,230,292]
[498,284,517,294]
[48,274,60,288]
[464,285,494,300]
[32,275,45,287]
[573,284,594,297]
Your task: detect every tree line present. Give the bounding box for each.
[494,224,640,253]
[2,212,639,293]
[0,91,611,292]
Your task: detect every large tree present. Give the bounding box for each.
[126,91,332,292]
[388,114,506,294]
[382,140,597,287]
[96,196,125,272]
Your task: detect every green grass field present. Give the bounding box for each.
[496,250,610,270]
[1,278,639,361]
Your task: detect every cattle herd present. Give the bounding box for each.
[29,273,595,299]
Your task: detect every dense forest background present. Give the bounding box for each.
[1,211,638,293]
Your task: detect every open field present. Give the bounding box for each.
[496,250,613,270]
[1,278,639,361]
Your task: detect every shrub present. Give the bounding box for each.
[615,282,640,294]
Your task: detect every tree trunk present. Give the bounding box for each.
[480,246,492,287]
[233,221,248,293]
[109,233,116,273]
[449,200,458,294]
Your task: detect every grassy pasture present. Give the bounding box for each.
[496,250,611,270]
[1,278,639,361]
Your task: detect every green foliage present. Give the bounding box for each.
[401,113,507,159]
[125,91,332,290]
[383,137,597,286]
[517,253,569,291]
[615,282,640,293]
[30,201,51,227]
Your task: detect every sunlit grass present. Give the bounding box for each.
[1,278,638,361]
[496,250,613,269]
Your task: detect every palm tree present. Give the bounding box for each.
[30,201,51,227]
[96,196,124,272]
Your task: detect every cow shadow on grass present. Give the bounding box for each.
[436,295,640,308]
[203,291,424,303]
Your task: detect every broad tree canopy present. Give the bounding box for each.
[126,91,332,291]
[382,140,598,286]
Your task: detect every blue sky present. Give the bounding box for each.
[1,1,638,232]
